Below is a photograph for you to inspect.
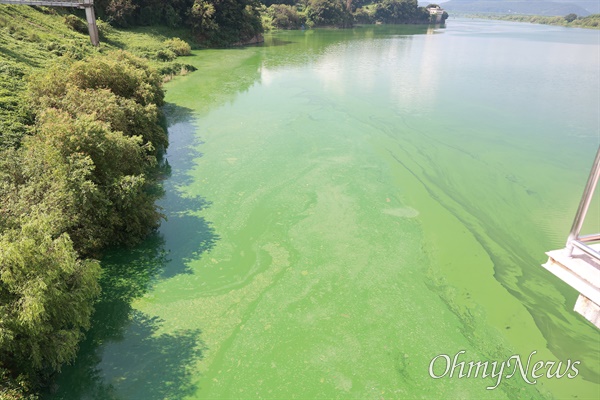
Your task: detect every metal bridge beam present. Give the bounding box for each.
[0,1,82,7]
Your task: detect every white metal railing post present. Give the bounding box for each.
[566,145,600,257]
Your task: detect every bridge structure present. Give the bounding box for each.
[0,0,99,46]
[543,146,600,329]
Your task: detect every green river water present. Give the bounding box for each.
[53,20,600,399]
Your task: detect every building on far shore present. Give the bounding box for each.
[426,4,447,23]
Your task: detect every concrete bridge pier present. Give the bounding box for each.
[82,0,98,46]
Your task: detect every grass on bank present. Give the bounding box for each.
[0,5,196,73]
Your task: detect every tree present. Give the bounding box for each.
[564,13,578,23]
[268,4,306,29]
[19,51,167,254]
[374,0,428,24]
[307,0,352,27]
[0,215,101,380]
[189,0,263,46]
[105,0,138,27]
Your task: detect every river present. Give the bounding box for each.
[52,19,600,399]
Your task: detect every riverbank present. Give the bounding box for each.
[0,5,196,398]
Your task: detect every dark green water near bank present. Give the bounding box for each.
[53,20,599,399]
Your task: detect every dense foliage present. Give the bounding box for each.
[266,4,306,29]
[373,0,430,24]
[189,0,263,46]
[93,0,442,37]
[261,0,441,29]
[0,50,167,398]
[0,217,101,390]
[93,0,263,46]
[0,64,30,150]
[306,0,353,27]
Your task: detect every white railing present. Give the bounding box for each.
[566,146,600,260]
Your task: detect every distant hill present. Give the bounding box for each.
[424,0,595,16]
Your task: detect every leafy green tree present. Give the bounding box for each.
[189,0,263,46]
[104,0,138,26]
[307,0,352,27]
[31,109,160,253]
[268,4,306,29]
[564,13,578,23]
[0,214,101,380]
[0,132,104,254]
[68,51,164,107]
[10,51,167,256]
[353,6,373,24]
[374,0,429,24]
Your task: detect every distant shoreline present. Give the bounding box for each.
[449,13,600,29]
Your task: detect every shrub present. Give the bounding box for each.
[23,51,167,254]
[0,63,31,149]
[164,37,192,56]
[0,214,101,379]
[96,19,113,39]
[155,48,177,61]
[64,14,88,34]
[157,62,197,76]
[28,51,164,107]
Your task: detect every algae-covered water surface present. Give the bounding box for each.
[53,20,599,399]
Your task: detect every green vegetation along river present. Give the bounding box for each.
[52,20,599,399]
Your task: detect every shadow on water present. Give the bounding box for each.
[49,237,205,400]
[48,104,216,399]
[158,103,220,278]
